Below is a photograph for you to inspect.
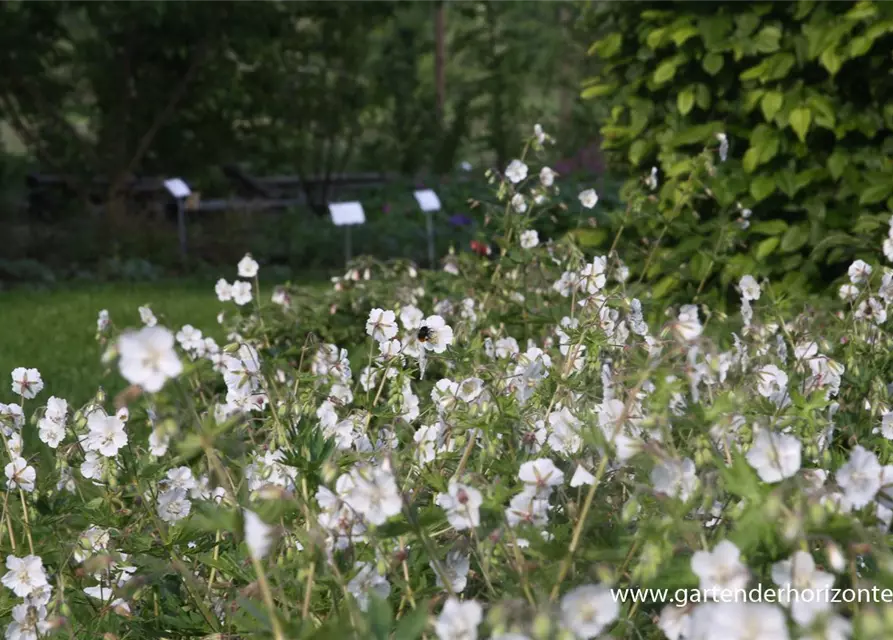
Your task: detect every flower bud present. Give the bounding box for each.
[826,543,845,573]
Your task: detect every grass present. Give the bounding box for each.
[1,280,246,405]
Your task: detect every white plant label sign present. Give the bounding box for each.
[329,202,366,226]
[414,189,441,212]
[164,178,192,199]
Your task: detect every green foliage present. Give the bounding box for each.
[583,0,893,297]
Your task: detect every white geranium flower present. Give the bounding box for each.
[2,555,48,598]
[836,445,881,509]
[674,305,703,341]
[560,584,619,639]
[771,550,836,626]
[746,430,801,483]
[848,259,872,284]
[343,464,402,526]
[244,509,275,560]
[578,188,599,209]
[505,492,550,527]
[691,540,750,594]
[215,278,233,302]
[84,411,128,457]
[520,230,539,249]
[436,482,482,531]
[366,308,399,342]
[237,254,259,278]
[511,193,527,213]
[434,550,470,593]
[5,457,36,493]
[118,326,183,392]
[418,315,454,354]
[689,602,788,640]
[231,281,253,306]
[435,598,482,640]
[157,488,191,523]
[570,465,596,487]
[838,284,859,301]
[505,159,528,184]
[38,416,65,449]
[347,562,390,612]
[739,275,761,301]
[518,458,565,498]
[138,306,157,327]
[651,457,698,502]
[716,132,729,162]
[540,166,556,187]
[10,368,43,400]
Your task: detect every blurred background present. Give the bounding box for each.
[0,0,613,286]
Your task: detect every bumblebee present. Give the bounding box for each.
[417,325,432,342]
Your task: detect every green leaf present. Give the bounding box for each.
[591,32,623,58]
[394,603,429,640]
[671,24,699,47]
[750,175,776,201]
[780,224,809,253]
[754,26,782,53]
[755,236,780,259]
[677,88,695,115]
[652,275,679,299]
[742,148,761,174]
[788,107,812,142]
[653,59,678,84]
[827,151,847,180]
[702,52,724,75]
[580,84,616,99]
[860,182,893,205]
[629,140,649,166]
[751,220,788,236]
[820,48,842,76]
[760,91,783,122]
[367,595,392,640]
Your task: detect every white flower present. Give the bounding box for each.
[118,326,183,392]
[746,430,801,483]
[511,193,528,213]
[84,411,128,457]
[836,445,881,509]
[343,464,403,526]
[848,259,872,284]
[645,166,659,191]
[244,509,275,560]
[232,281,253,306]
[45,396,67,423]
[739,275,761,301]
[570,465,596,487]
[505,492,550,527]
[689,602,788,640]
[716,132,729,162]
[5,457,35,493]
[436,482,482,531]
[578,189,599,209]
[518,458,565,498]
[175,325,204,353]
[658,605,690,640]
[534,123,547,144]
[10,368,43,400]
[366,308,399,342]
[6,601,51,639]
[434,550,470,593]
[400,305,424,331]
[691,540,750,594]
[756,364,788,404]
[80,452,102,481]
[560,584,619,639]
[838,284,859,301]
[347,562,390,612]
[771,550,835,626]
[519,230,540,249]
[495,337,519,359]
[238,254,259,278]
[157,488,191,523]
[97,309,110,333]
[418,315,454,354]
[674,305,702,341]
[505,159,528,184]
[149,428,170,457]
[215,278,233,302]
[855,297,887,324]
[651,457,698,502]
[38,416,65,449]
[540,166,556,187]
[2,555,48,598]
[138,306,157,327]
[435,598,483,640]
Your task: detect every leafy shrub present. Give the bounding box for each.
[7,129,893,640]
[583,0,893,298]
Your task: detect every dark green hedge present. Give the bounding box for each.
[583,0,893,297]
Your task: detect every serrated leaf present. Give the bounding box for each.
[789,107,812,142]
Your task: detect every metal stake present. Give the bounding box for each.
[345,225,353,265]
[177,198,187,260]
[425,210,435,268]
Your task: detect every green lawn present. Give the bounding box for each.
[0,281,234,406]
